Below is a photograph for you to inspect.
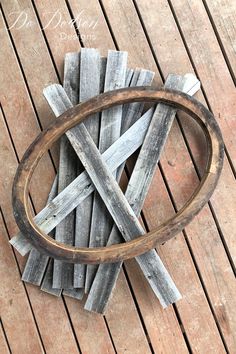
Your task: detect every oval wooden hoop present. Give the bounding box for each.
[12,88,224,264]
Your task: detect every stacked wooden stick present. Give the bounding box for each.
[10,49,200,313]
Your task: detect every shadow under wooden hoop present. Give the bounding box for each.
[12,87,224,264]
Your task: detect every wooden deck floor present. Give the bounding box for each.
[0,0,236,353]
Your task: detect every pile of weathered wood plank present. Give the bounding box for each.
[10,48,200,313]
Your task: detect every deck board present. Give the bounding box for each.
[0,0,235,352]
[0,320,10,354]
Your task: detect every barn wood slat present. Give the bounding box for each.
[85,73,200,313]
[21,176,58,285]
[44,84,180,308]
[81,63,133,290]
[52,52,79,289]
[63,288,84,300]
[85,50,127,292]
[41,258,61,296]
[85,50,128,293]
[74,49,103,289]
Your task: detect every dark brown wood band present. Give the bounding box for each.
[12,88,224,264]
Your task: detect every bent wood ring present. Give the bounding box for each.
[12,88,224,264]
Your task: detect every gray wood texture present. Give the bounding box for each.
[10,232,32,256]
[52,52,79,289]
[9,105,155,254]
[74,49,103,289]
[84,73,201,313]
[121,68,155,133]
[21,176,58,285]
[125,68,134,87]
[44,84,180,308]
[117,68,155,179]
[63,288,84,300]
[85,50,128,293]
[85,67,155,292]
[41,258,61,297]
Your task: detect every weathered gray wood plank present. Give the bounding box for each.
[85,50,128,293]
[10,105,155,254]
[125,68,134,87]
[74,49,102,289]
[116,68,155,180]
[10,232,32,256]
[21,176,58,285]
[121,68,155,133]
[63,288,84,300]
[41,258,61,297]
[84,73,201,313]
[44,84,180,308]
[85,66,155,292]
[52,52,79,289]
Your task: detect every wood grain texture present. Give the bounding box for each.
[85,73,200,313]
[74,48,102,288]
[41,258,61,297]
[63,288,84,300]
[85,50,128,292]
[169,0,236,167]
[21,176,58,285]
[0,212,43,354]
[9,233,32,256]
[52,53,79,289]
[121,68,155,133]
[1,0,59,165]
[0,322,10,354]
[0,9,79,353]
[203,0,236,82]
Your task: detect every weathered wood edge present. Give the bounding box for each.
[52,52,79,289]
[74,49,103,288]
[85,50,128,293]
[21,176,58,285]
[41,258,61,296]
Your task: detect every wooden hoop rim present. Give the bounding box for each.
[12,88,224,264]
